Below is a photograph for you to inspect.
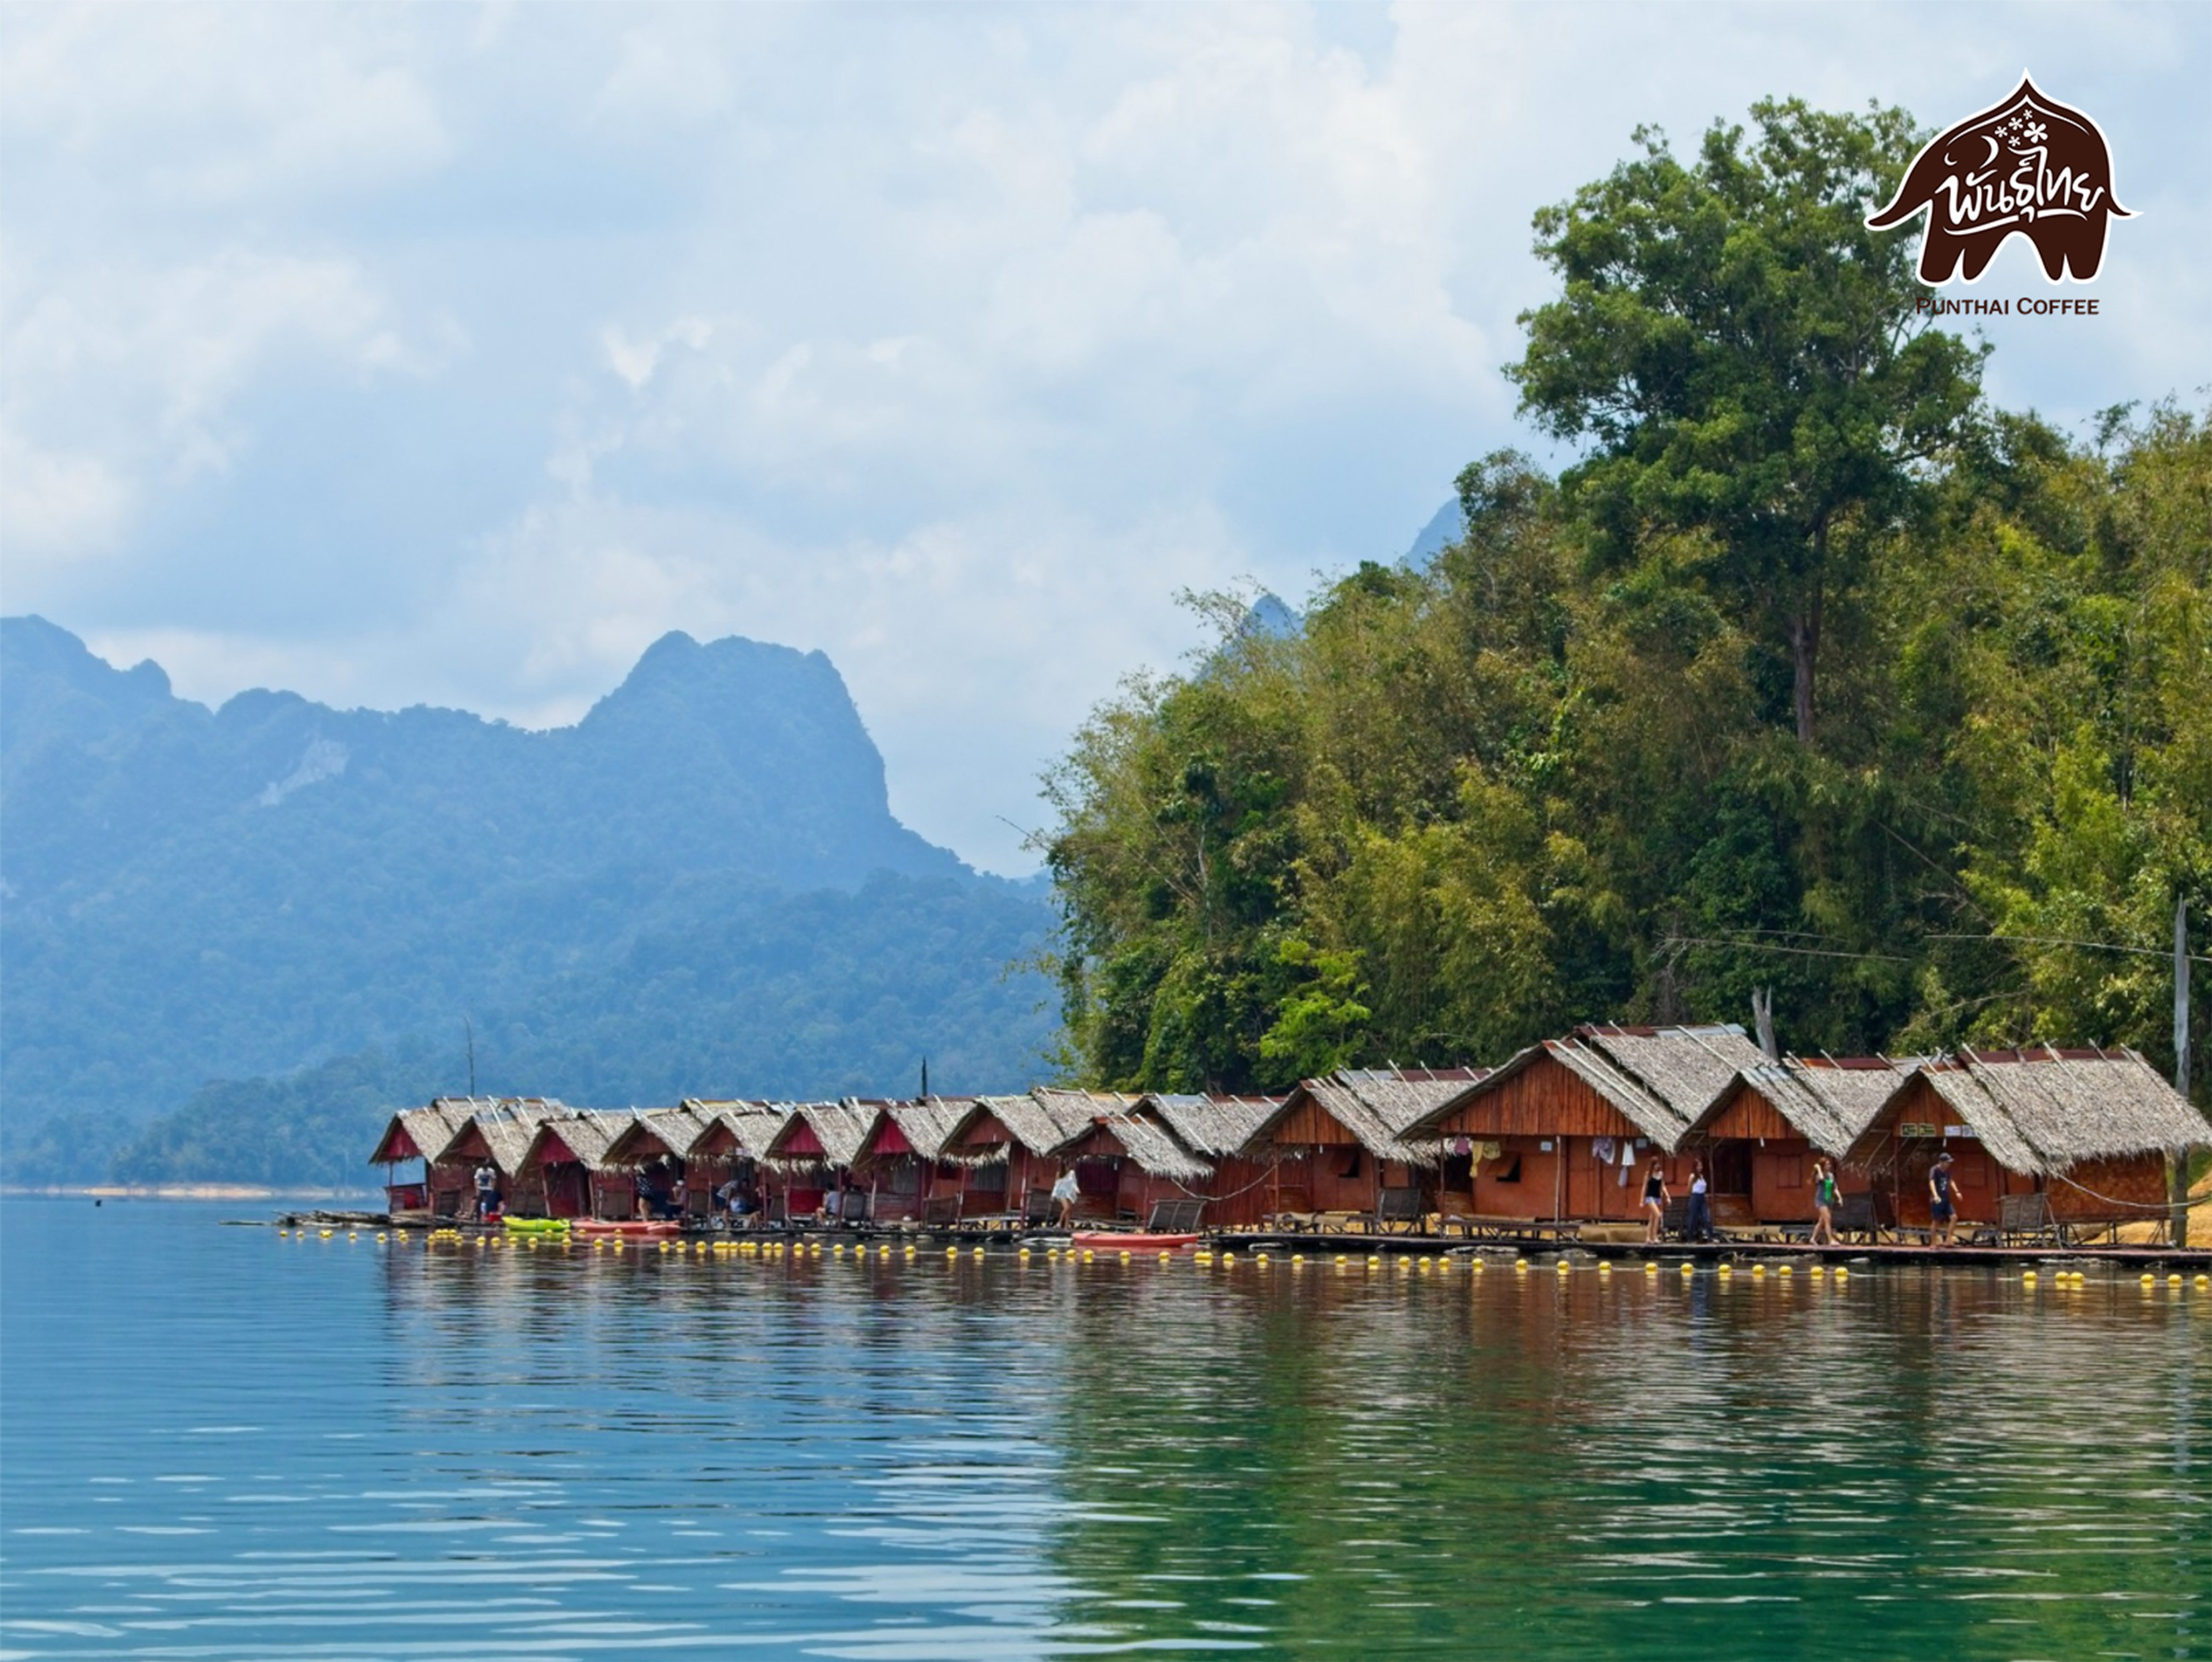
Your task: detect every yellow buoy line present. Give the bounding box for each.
[294,1228,2207,1295]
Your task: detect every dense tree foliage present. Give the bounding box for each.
[1045,103,2209,1100]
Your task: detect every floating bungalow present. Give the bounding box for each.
[1409,1026,1766,1224]
[426,1098,568,1217]
[940,1090,1108,1223]
[1140,1095,1283,1228]
[1241,1069,1480,1226]
[759,1101,877,1222]
[1682,1057,1907,1223]
[516,1108,639,1218]
[1048,1104,1211,1226]
[602,1104,719,1220]
[851,1096,971,1224]
[681,1099,794,1217]
[367,1096,487,1216]
[1843,1046,2206,1234]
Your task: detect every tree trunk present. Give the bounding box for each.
[1790,606,1819,747]
[1792,523,1827,748]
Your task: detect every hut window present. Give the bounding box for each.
[1339,1150,1363,1180]
[1493,1155,1523,1184]
[883,1163,921,1197]
[969,1161,1007,1192]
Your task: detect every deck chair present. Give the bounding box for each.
[919,1194,962,1230]
[1833,1193,1879,1244]
[1998,1191,2061,1245]
[1361,1187,1423,1235]
[1262,1186,1314,1232]
[1145,1198,1205,1234]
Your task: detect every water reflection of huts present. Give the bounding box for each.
[367,1025,2207,1239]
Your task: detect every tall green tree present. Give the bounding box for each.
[1510,99,1984,748]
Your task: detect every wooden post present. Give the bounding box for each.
[2175,893,2193,1249]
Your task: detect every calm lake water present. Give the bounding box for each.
[1,1198,2205,1661]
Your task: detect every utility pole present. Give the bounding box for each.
[2176,896,2193,1248]
[465,1015,477,1098]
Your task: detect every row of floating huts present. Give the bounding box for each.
[366,1024,2210,1241]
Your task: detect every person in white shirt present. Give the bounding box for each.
[1050,1167,1079,1229]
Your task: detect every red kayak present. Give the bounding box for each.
[1070,1231,1202,1251]
[571,1220,683,1239]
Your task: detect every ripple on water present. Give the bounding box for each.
[1,1201,2206,1661]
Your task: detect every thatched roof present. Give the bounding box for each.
[1052,1110,1213,1181]
[953,1089,1119,1159]
[1142,1094,1282,1157]
[855,1096,972,1164]
[1424,1025,1765,1149]
[1337,1068,1488,1154]
[763,1100,875,1169]
[520,1108,640,1173]
[679,1100,792,1160]
[427,1098,569,1176]
[602,1104,716,1168]
[367,1097,480,1167]
[1693,1057,1910,1156]
[1254,1076,1426,1163]
[1853,1046,2209,1176]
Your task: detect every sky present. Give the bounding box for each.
[5,3,2207,874]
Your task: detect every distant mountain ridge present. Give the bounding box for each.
[0,618,1053,1182]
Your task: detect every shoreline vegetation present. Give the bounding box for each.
[1041,101,2207,1121]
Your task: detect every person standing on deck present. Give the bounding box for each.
[1929,1151,1959,1245]
[473,1159,499,1221]
[1050,1165,1079,1230]
[1810,1157,1840,1246]
[1640,1159,1668,1242]
[1684,1159,1713,1243]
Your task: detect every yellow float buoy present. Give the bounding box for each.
[1680,1262,1695,1276]
[1644,1262,1658,1275]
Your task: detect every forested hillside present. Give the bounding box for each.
[1044,101,2211,1100]
[1,623,1054,1184]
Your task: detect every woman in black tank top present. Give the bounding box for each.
[1641,1159,1668,1242]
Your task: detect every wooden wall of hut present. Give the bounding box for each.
[1469,1136,1702,1222]
[2046,1155,2170,1224]
[1202,1156,1278,1228]
[1434,1057,1645,1140]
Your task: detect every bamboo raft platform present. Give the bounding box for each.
[279,1208,2212,1270]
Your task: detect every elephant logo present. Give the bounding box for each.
[1867,75,2130,284]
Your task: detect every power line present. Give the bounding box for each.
[1928,931,2212,966]
[1662,930,2211,966]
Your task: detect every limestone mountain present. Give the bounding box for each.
[0,618,1052,1181]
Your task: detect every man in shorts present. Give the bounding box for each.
[1928,1151,1958,1245]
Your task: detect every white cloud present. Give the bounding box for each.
[7,1,2210,873]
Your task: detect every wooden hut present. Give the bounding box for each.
[1141,1094,1284,1228]
[939,1091,1107,1222]
[1408,1025,1766,1223]
[1683,1058,1906,1223]
[515,1108,639,1219]
[601,1104,718,1220]
[425,1098,568,1218]
[1047,1108,1212,1226]
[365,1097,483,1217]
[759,1101,876,1222]
[679,1100,792,1220]
[1843,1045,2208,1236]
[1240,1070,1475,1225]
[851,1096,972,1223]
